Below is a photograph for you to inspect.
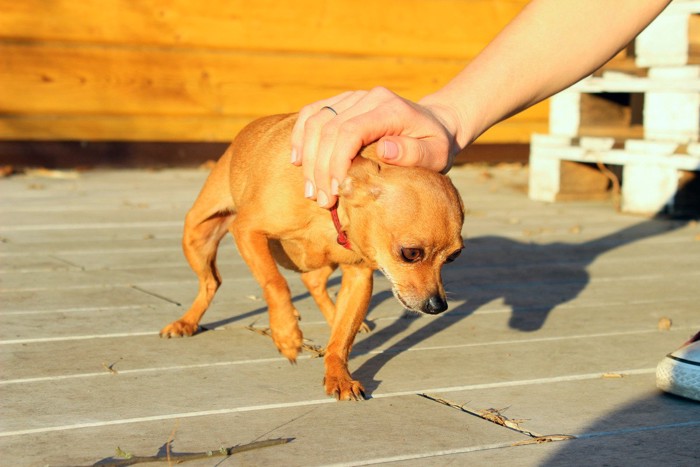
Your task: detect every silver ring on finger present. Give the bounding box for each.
[321,106,338,116]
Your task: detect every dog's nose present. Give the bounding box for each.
[423,295,448,314]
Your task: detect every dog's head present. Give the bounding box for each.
[338,146,465,314]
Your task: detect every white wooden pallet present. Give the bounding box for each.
[551,66,700,143]
[636,0,700,67]
[529,1,700,215]
[529,134,700,214]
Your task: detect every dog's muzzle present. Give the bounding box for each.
[422,295,448,315]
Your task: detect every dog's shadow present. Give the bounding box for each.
[352,209,696,396]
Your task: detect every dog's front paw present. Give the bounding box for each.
[271,326,303,363]
[324,375,366,401]
[160,319,200,338]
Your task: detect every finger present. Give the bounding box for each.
[299,109,338,200]
[313,103,387,207]
[377,135,451,172]
[294,92,367,202]
[290,91,358,166]
[302,92,375,206]
[312,121,345,207]
[313,110,405,206]
[315,127,363,208]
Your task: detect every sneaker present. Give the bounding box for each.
[656,330,700,402]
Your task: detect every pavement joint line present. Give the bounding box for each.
[320,441,518,466]
[0,322,692,347]
[3,268,698,293]
[0,331,158,345]
[469,295,698,315]
[0,305,146,316]
[0,277,254,292]
[1,323,696,348]
[3,254,699,278]
[0,221,183,233]
[3,246,697,260]
[0,247,182,257]
[3,327,695,383]
[355,325,700,357]
[4,259,698,276]
[0,368,656,439]
[0,294,695,317]
[0,206,191,213]
[0,270,319,292]
[320,420,700,467]
[0,233,184,244]
[1,218,692,239]
[0,357,297,385]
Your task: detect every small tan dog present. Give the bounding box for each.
[161,114,464,400]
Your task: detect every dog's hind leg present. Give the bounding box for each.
[301,265,371,333]
[301,265,337,327]
[160,153,235,338]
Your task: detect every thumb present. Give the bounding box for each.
[377,136,448,172]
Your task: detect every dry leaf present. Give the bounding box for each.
[199,160,217,170]
[102,361,119,375]
[25,168,79,179]
[513,434,576,446]
[479,170,493,180]
[246,324,325,357]
[0,165,16,177]
[657,317,672,331]
[602,372,624,379]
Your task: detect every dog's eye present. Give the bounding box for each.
[445,249,462,263]
[400,247,423,263]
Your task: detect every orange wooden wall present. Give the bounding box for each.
[0,0,547,143]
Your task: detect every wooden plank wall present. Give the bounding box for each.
[0,0,546,143]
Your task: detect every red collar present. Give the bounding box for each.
[330,202,352,250]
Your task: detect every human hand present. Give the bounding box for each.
[290,87,462,208]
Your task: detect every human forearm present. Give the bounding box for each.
[421,0,672,149]
[292,0,671,208]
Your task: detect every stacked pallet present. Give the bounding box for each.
[529,0,700,215]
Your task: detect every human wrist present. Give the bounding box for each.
[419,93,478,156]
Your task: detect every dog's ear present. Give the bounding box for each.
[339,157,383,206]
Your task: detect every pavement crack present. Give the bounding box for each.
[419,393,576,445]
[130,285,182,306]
[49,255,85,271]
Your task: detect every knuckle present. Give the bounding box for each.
[297,103,318,121]
[368,86,392,99]
[336,119,361,138]
[319,119,341,139]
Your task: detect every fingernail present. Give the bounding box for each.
[291,147,299,164]
[317,190,328,207]
[331,178,340,196]
[382,140,399,160]
[305,180,315,198]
